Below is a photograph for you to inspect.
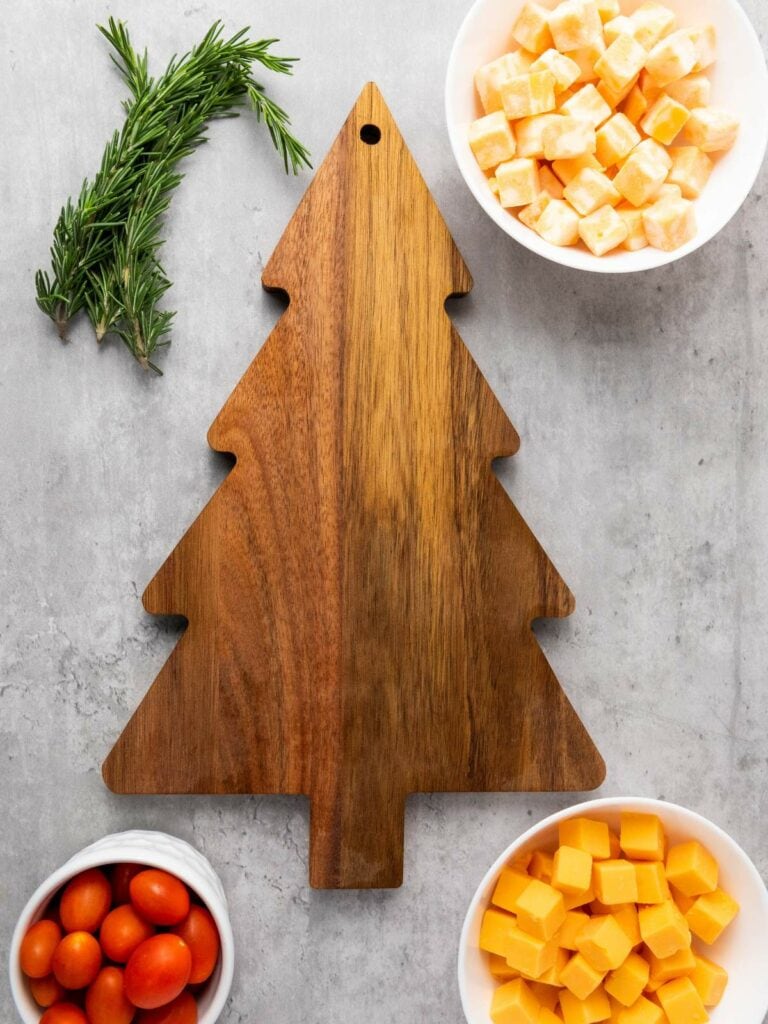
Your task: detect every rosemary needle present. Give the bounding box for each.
[35,18,311,374]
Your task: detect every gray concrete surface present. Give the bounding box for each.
[1,1,767,1021]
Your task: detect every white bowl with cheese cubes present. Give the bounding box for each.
[458,797,768,1023]
[446,0,768,271]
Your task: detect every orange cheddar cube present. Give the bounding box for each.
[641,93,690,145]
[604,953,649,1007]
[665,841,718,897]
[633,861,670,904]
[685,888,739,944]
[563,883,596,911]
[575,915,632,972]
[469,111,518,170]
[611,905,641,947]
[559,986,611,1024]
[560,954,606,1000]
[535,947,571,987]
[531,981,562,1011]
[494,865,535,913]
[540,164,566,198]
[557,911,590,951]
[516,114,562,158]
[553,847,595,896]
[549,0,603,52]
[559,819,612,861]
[656,977,709,1024]
[490,953,521,981]
[597,77,638,111]
[666,73,711,109]
[690,955,728,1007]
[497,158,541,208]
[614,995,666,1024]
[621,86,648,127]
[596,114,641,167]
[647,945,696,985]
[539,1009,563,1024]
[516,879,567,940]
[531,49,583,94]
[630,2,676,50]
[501,72,558,120]
[531,850,556,884]
[638,900,691,959]
[593,861,639,905]
[507,925,559,979]
[491,978,542,1024]
[645,29,697,88]
[594,34,648,96]
[481,907,518,956]
[667,145,713,199]
[512,2,554,55]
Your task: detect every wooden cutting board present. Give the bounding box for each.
[103,83,605,888]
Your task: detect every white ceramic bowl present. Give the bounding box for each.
[446,0,768,272]
[458,797,768,1023]
[9,830,234,1024]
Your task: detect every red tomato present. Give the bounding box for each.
[29,974,65,1007]
[124,934,192,1009]
[40,1004,88,1024]
[171,906,219,984]
[100,904,155,962]
[136,991,198,1024]
[60,869,112,933]
[85,966,135,1024]
[51,931,103,989]
[20,919,62,978]
[130,870,190,926]
[112,864,144,905]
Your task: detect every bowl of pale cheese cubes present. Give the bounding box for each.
[446,0,768,271]
[458,797,768,1024]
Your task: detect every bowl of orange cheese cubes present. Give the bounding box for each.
[458,798,768,1024]
[445,0,768,271]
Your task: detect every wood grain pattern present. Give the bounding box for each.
[103,83,605,888]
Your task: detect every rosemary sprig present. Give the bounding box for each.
[36,18,311,373]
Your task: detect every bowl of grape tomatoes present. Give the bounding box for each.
[9,830,234,1024]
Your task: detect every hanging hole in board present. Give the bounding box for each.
[360,123,381,145]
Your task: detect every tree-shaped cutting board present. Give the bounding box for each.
[104,83,605,889]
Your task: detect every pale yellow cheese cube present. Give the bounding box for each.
[564,40,605,83]
[519,191,553,229]
[475,52,535,114]
[549,0,603,51]
[688,25,717,72]
[595,34,648,95]
[665,73,711,109]
[596,113,641,167]
[535,199,581,246]
[630,2,677,50]
[543,116,597,160]
[516,114,562,158]
[667,146,713,198]
[497,157,541,207]
[645,30,698,87]
[561,84,612,128]
[552,152,604,184]
[613,147,668,207]
[512,2,554,54]
[556,87,578,109]
[564,167,620,215]
[686,106,740,153]
[596,0,620,22]
[641,93,690,145]
[540,164,566,198]
[643,195,697,251]
[621,85,649,126]
[468,111,517,170]
[604,16,638,46]
[501,71,557,120]
[531,49,582,93]
[633,138,674,171]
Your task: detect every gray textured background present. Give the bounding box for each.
[1,1,767,1021]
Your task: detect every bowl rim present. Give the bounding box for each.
[457,796,768,1023]
[8,830,235,1024]
[444,0,768,274]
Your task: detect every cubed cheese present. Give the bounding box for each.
[559,987,611,1024]
[507,924,559,978]
[516,114,562,158]
[645,30,698,87]
[603,16,638,46]
[512,2,554,55]
[493,864,533,912]
[596,0,620,22]
[665,73,711,109]
[540,164,566,198]
[480,907,518,955]
[531,49,583,93]
[595,34,648,95]
[685,106,740,152]
[621,85,649,126]
[549,0,603,52]
[613,146,668,207]
[620,813,665,861]
[685,888,740,944]
[556,910,591,950]
[596,113,641,167]
[491,978,542,1024]
[614,995,666,1024]
[593,860,639,905]
[564,40,606,83]
[543,116,597,160]
[647,946,696,985]
[564,168,620,215]
[690,955,728,1007]
[665,841,718,896]
[667,145,713,198]
[501,71,557,119]
[515,879,567,940]
[574,914,633,970]
[637,900,691,958]
[630,2,677,50]
[617,205,649,251]
[497,158,541,207]
[561,84,613,127]
[643,195,696,251]
[656,977,709,1024]
[475,52,536,113]
[559,953,606,1000]
[605,952,650,1007]
[633,861,670,904]
[553,846,595,895]
[641,93,690,145]
[688,25,717,72]
[559,818,612,860]
[468,111,517,170]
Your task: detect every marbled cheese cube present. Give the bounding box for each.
[480,907,517,955]
[604,16,638,46]
[564,40,605,83]
[488,176,500,196]
[549,0,603,52]
[497,157,541,207]
[621,85,649,126]
[564,167,620,215]
[665,73,711,109]
[595,34,648,95]
[596,113,641,166]
[645,29,698,87]
[685,106,740,152]
[596,0,620,22]
[688,25,717,72]
[630,1,677,50]
[639,69,664,105]
[552,152,604,184]
[512,2,554,54]
[475,52,535,114]
[598,77,639,110]
[540,164,566,198]
[641,93,691,145]
[519,190,553,229]
[516,114,561,157]
[543,116,597,160]
[468,111,517,170]
[501,71,557,120]
[634,138,674,171]
[614,146,669,207]
[531,49,582,93]
[667,146,713,198]
[642,195,697,251]
[561,84,612,127]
